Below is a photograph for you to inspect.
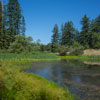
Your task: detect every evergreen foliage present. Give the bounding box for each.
[51,14,100,52]
[51,24,59,52]
[0,0,100,53]
[0,0,25,50]
[0,1,3,49]
[62,21,75,46]
[79,14,90,47]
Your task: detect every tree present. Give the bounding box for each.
[9,35,33,53]
[2,5,10,49]
[51,24,59,52]
[62,21,74,46]
[73,29,80,42]
[91,33,100,49]
[7,0,22,42]
[80,14,90,47]
[21,16,26,35]
[90,15,100,48]
[51,24,59,45]
[0,1,3,49]
[60,24,64,44]
[91,15,100,33]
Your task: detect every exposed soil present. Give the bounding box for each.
[83,49,100,56]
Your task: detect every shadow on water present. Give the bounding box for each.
[24,59,100,100]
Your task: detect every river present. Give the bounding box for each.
[25,59,100,100]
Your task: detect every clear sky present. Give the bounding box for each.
[17,0,100,44]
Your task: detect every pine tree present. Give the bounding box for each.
[0,1,3,49]
[91,15,100,33]
[62,21,74,46]
[90,15,100,48]
[80,14,90,47]
[51,24,59,45]
[60,24,64,45]
[21,16,26,35]
[7,0,22,42]
[51,24,59,52]
[73,29,80,42]
[3,5,10,49]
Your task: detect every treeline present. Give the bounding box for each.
[51,14,100,52]
[0,0,25,49]
[0,0,100,55]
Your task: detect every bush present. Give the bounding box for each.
[69,47,84,56]
[58,45,68,56]
[0,49,9,53]
[9,35,33,53]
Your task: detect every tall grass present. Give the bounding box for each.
[0,53,60,60]
[0,59,74,100]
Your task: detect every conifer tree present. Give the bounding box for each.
[7,0,22,42]
[80,14,90,47]
[60,24,64,44]
[0,1,3,49]
[90,15,100,48]
[62,21,74,46]
[51,24,59,52]
[51,24,59,45]
[3,5,10,49]
[91,15,100,33]
[21,16,26,36]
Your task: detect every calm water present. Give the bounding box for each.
[25,60,100,100]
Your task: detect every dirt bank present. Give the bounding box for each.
[83,49,100,56]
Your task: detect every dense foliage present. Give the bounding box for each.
[51,14,100,55]
[0,0,25,49]
[0,0,100,55]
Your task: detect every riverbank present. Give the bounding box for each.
[0,52,60,60]
[1,52,100,60]
[0,55,74,100]
[61,55,100,61]
[1,52,100,100]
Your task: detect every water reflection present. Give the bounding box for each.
[25,60,100,100]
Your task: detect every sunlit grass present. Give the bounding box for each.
[61,55,100,61]
[0,59,74,100]
[0,53,60,60]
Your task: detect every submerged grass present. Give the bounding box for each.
[0,58,74,100]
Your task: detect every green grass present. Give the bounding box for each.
[0,52,60,60]
[1,52,100,100]
[61,55,100,61]
[0,58,74,100]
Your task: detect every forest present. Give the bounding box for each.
[0,0,100,55]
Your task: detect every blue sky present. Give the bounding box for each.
[17,0,100,44]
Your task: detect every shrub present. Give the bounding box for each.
[69,47,84,56]
[9,35,33,53]
[58,45,68,56]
